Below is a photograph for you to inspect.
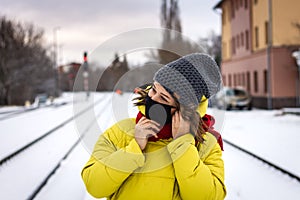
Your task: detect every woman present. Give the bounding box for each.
[81,53,226,200]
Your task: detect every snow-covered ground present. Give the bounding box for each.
[0,92,300,200]
[220,109,300,199]
[222,109,300,177]
[0,106,24,114]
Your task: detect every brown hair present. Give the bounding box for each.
[133,85,206,143]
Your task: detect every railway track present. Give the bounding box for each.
[0,107,38,121]
[1,94,299,199]
[0,97,105,166]
[27,97,111,200]
[0,94,113,200]
[223,139,300,183]
[0,102,69,121]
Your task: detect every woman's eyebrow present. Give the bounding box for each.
[161,93,170,99]
[153,83,170,99]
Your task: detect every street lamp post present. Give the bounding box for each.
[292,48,300,107]
[267,0,273,110]
[53,26,60,96]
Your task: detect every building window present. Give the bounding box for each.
[265,21,269,45]
[245,30,249,50]
[236,0,239,10]
[229,74,232,87]
[231,39,233,54]
[245,0,248,9]
[224,42,227,58]
[264,69,268,93]
[232,37,236,54]
[234,74,237,86]
[241,32,244,46]
[228,41,231,56]
[254,71,258,93]
[223,75,226,85]
[255,26,259,48]
[222,42,226,58]
[240,0,243,8]
[231,0,235,18]
[247,71,251,91]
[237,35,240,48]
[242,73,246,86]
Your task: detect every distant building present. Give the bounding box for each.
[97,53,129,91]
[214,0,300,108]
[58,62,81,91]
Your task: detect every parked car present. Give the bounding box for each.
[214,87,252,110]
[34,94,49,107]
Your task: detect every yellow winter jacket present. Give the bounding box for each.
[81,101,226,200]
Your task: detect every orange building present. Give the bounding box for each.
[214,0,300,108]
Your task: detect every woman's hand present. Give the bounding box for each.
[135,117,160,150]
[172,111,191,139]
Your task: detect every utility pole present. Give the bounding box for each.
[267,0,273,109]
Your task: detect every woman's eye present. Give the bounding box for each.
[161,96,168,102]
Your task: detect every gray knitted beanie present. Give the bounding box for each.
[153,53,222,108]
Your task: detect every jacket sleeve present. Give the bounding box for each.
[81,121,145,198]
[167,133,226,200]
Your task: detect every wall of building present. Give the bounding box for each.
[251,0,269,52]
[222,51,267,96]
[221,0,232,61]
[230,0,252,59]
[272,47,298,97]
[215,0,300,108]
[222,47,299,108]
[272,0,300,46]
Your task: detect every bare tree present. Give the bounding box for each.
[159,0,184,64]
[161,0,182,40]
[146,0,201,64]
[198,30,222,66]
[0,16,54,105]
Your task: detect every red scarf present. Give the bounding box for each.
[202,114,224,151]
[135,112,224,151]
[135,112,172,142]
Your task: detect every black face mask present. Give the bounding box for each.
[145,95,175,127]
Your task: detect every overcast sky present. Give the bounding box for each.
[0,0,221,65]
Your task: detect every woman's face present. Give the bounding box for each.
[148,82,177,114]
